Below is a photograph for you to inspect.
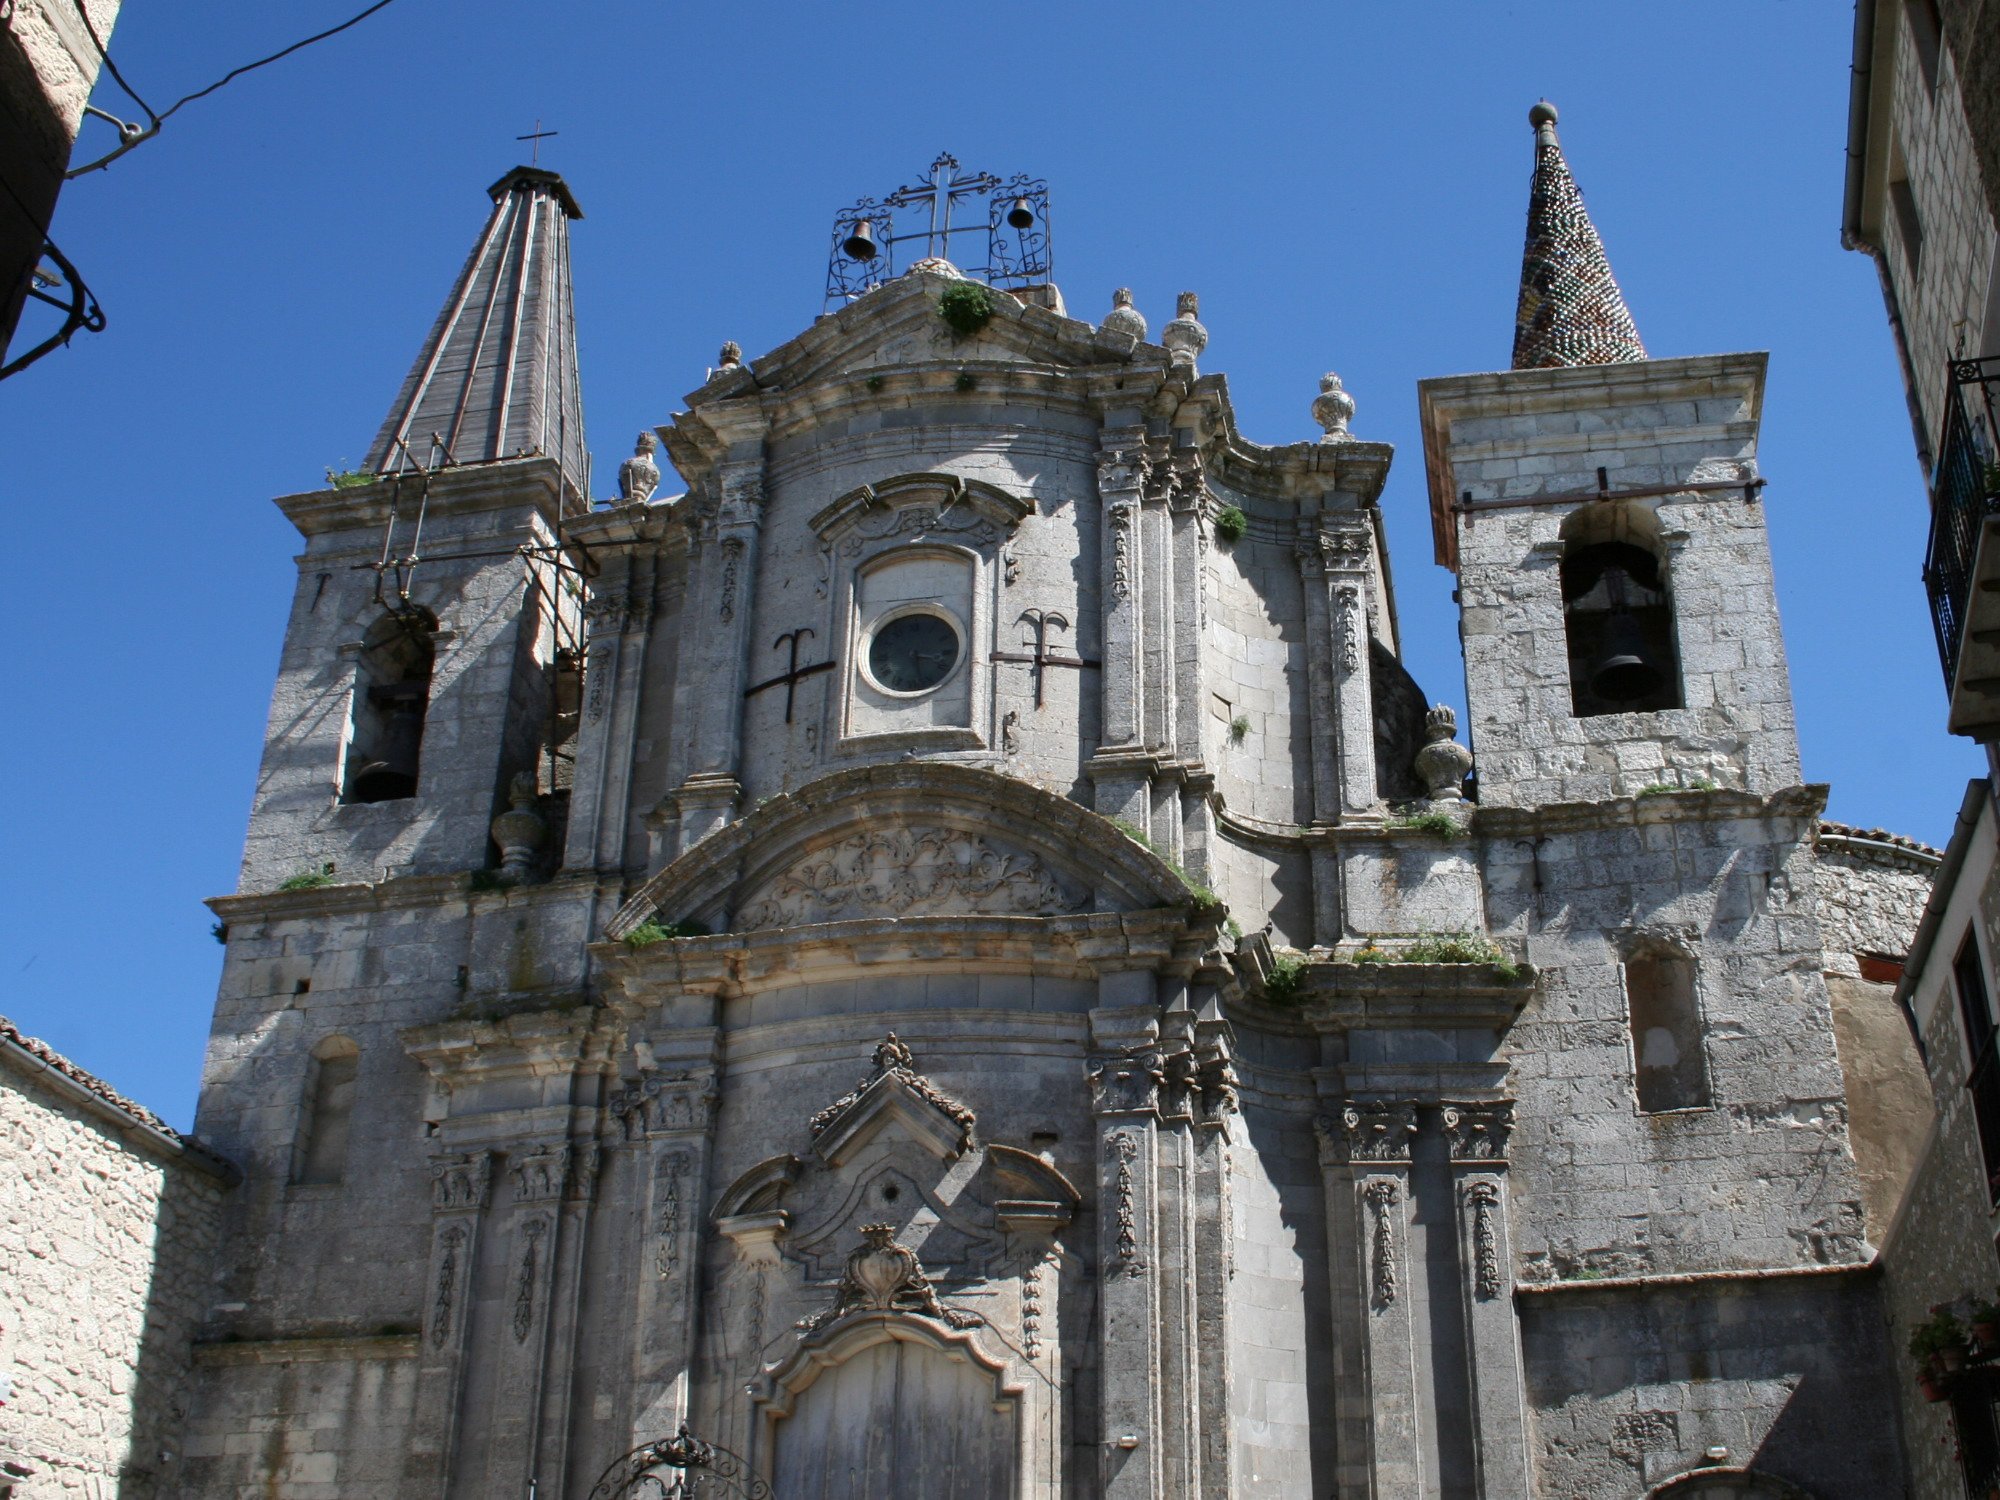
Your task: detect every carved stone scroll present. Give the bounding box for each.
[1365,1178,1400,1307]
[1111,1130,1147,1277]
[513,1215,549,1342]
[1468,1181,1502,1300]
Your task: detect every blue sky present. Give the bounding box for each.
[1,1,1977,1128]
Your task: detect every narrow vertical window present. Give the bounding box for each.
[1906,0,1944,95]
[294,1035,360,1185]
[1559,502,1681,717]
[1625,952,1710,1112]
[1953,931,2000,1202]
[343,610,436,803]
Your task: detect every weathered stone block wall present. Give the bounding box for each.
[1519,1273,1902,1498]
[1872,0,2000,449]
[1881,792,2000,1499]
[1482,796,1870,1278]
[0,1024,224,1498]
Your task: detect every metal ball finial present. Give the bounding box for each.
[1528,99,1558,130]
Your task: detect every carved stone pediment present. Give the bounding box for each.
[736,826,1086,930]
[809,472,1032,547]
[810,1042,977,1167]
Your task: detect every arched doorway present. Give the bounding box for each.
[760,1317,1019,1500]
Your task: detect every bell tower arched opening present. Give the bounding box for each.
[1558,501,1681,717]
[343,607,437,803]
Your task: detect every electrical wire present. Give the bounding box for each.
[68,0,159,126]
[63,0,399,177]
[156,0,398,122]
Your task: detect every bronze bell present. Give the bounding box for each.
[1005,196,1035,230]
[841,220,878,261]
[352,685,425,803]
[1589,609,1667,703]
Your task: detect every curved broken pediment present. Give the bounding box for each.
[611,762,1205,940]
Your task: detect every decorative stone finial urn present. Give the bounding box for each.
[716,340,743,372]
[490,771,547,882]
[618,431,660,504]
[1313,372,1356,442]
[1101,287,1147,341]
[1413,704,1474,803]
[1162,291,1207,373]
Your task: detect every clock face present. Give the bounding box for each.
[868,611,960,694]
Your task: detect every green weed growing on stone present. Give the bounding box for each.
[277,864,336,892]
[325,463,376,490]
[1229,714,1251,745]
[1341,932,1521,982]
[938,282,996,336]
[623,917,709,949]
[1213,505,1247,543]
[1262,951,1308,1005]
[1387,810,1459,836]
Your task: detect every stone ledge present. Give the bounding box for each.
[191,1333,420,1366]
[1472,782,1829,838]
[1515,1258,1875,1298]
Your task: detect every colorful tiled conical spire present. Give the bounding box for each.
[1511,101,1645,370]
[365,168,588,497]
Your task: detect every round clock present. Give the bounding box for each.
[867,611,960,694]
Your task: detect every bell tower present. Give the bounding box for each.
[1420,104,1798,807]
[235,167,588,889]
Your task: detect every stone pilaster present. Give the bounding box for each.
[1322,525,1380,818]
[1190,995,1238,1500]
[673,420,767,850]
[494,1141,573,1499]
[611,1053,722,1449]
[1317,1098,1422,1500]
[1442,1101,1531,1500]
[1139,446,1177,765]
[1095,432,1149,756]
[1088,1009,1167,1500]
[564,553,657,872]
[412,1150,493,1498]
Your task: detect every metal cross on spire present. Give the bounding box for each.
[517,119,557,166]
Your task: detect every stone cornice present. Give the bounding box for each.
[1514,1258,1873,1298]
[192,1333,420,1366]
[402,1005,620,1087]
[1291,960,1536,1032]
[1469,782,1829,839]
[597,909,1216,1010]
[209,871,611,924]
[273,455,570,539]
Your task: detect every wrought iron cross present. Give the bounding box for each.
[743,629,833,723]
[992,609,1099,708]
[517,119,557,165]
[886,152,1002,261]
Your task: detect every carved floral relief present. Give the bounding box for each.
[735,827,1083,929]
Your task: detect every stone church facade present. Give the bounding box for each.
[161,116,1931,1498]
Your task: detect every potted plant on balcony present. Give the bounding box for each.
[1973,1294,2000,1356]
[1912,1311,1965,1398]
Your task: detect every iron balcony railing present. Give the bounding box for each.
[1924,355,2000,683]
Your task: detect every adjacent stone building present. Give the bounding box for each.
[1845,2,2000,1493]
[0,0,119,374]
[0,1018,230,1497]
[148,111,1948,1499]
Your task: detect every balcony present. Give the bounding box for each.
[1924,355,2000,737]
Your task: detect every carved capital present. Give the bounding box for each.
[611,1068,721,1140]
[509,1143,571,1202]
[1096,441,1150,498]
[1328,1099,1419,1163]
[1087,1046,1166,1116]
[430,1150,494,1213]
[1441,1100,1515,1163]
